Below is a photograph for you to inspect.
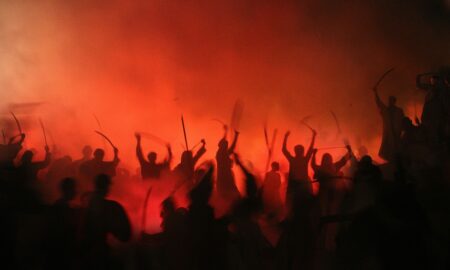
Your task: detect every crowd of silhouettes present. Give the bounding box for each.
[0,68,450,269]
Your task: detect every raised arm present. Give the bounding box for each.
[35,146,52,170]
[227,130,239,154]
[282,131,293,160]
[8,133,25,145]
[135,133,145,164]
[222,125,228,140]
[164,144,173,165]
[193,139,206,164]
[305,129,317,160]
[233,153,256,197]
[335,145,351,171]
[373,88,386,111]
[112,147,120,165]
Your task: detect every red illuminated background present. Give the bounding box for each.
[0,0,449,234]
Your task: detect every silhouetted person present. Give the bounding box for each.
[336,181,429,270]
[417,74,448,144]
[16,146,51,184]
[46,177,80,270]
[79,147,119,181]
[216,127,240,207]
[312,146,351,216]
[278,179,320,270]
[312,147,351,251]
[0,133,25,169]
[348,156,382,213]
[262,161,283,219]
[283,129,316,195]
[398,116,430,167]
[72,145,93,174]
[135,133,172,180]
[173,139,206,187]
[187,164,228,270]
[83,174,131,270]
[159,196,190,270]
[230,153,269,270]
[373,87,404,161]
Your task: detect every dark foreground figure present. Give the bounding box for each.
[0,69,449,269]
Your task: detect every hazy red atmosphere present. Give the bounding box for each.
[1,1,450,269]
[1,0,449,229]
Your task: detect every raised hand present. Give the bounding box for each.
[135,132,141,140]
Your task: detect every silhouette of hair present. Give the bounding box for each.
[218,138,228,148]
[161,196,176,213]
[147,152,157,162]
[271,161,280,171]
[21,150,33,163]
[321,153,333,167]
[294,145,305,156]
[93,148,105,160]
[181,150,193,163]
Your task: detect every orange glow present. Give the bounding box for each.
[0,1,440,234]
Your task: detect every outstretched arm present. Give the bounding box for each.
[282,131,293,160]
[228,130,239,154]
[305,129,317,160]
[135,133,145,164]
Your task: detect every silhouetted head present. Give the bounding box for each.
[321,153,333,167]
[360,155,373,166]
[82,145,93,159]
[59,177,76,201]
[161,197,176,215]
[218,138,228,149]
[388,96,397,107]
[181,150,193,164]
[93,148,105,161]
[94,174,111,197]
[60,155,73,165]
[271,162,280,171]
[294,145,305,157]
[21,150,34,164]
[147,152,157,163]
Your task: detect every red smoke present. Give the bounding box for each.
[0,0,449,234]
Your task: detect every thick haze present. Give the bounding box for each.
[0,0,449,230]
